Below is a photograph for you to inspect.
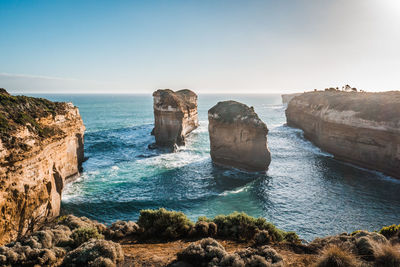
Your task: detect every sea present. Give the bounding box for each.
[29,93,400,241]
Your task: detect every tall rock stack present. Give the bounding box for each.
[0,89,85,245]
[208,101,271,172]
[152,89,199,150]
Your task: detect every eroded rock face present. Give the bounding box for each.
[281,93,302,104]
[0,90,85,245]
[286,91,400,178]
[152,89,198,149]
[208,101,271,172]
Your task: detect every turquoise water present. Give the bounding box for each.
[31,94,400,241]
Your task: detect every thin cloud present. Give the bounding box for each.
[0,72,93,82]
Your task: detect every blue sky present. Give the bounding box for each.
[1,0,400,93]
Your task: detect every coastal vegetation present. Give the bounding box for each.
[0,209,399,266]
[138,209,299,243]
[379,224,400,239]
[0,88,66,148]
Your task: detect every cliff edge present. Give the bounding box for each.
[208,101,271,172]
[152,89,198,150]
[0,89,85,245]
[286,91,400,178]
[281,93,302,104]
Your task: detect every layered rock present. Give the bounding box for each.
[281,93,302,104]
[286,91,400,178]
[152,89,198,149]
[0,89,85,245]
[208,101,271,172]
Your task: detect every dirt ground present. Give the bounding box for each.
[120,239,317,267]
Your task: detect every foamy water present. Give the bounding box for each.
[32,93,400,241]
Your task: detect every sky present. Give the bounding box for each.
[1,0,400,94]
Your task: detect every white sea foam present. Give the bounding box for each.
[138,150,208,169]
[219,186,249,196]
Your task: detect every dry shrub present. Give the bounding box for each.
[177,239,283,267]
[177,238,227,266]
[58,215,107,234]
[315,245,359,267]
[105,220,140,239]
[62,239,124,267]
[374,244,400,267]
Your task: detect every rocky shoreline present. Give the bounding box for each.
[285,90,400,179]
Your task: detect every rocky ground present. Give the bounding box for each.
[0,208,399,267]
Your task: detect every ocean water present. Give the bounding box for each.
[31,94,400,241]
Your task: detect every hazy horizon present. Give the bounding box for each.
[1,0,400,94]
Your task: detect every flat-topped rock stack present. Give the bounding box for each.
[208,100,271,172]
[0,89,85,245]
[286,90,400,178]
[152,89,199,150]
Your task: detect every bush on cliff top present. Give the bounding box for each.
[137,208,194,239]
[212,212,298,243]
[137,209,299,243]
[379,224,400,239]
[0,89,67,148]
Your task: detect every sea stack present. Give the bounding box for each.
[151,89,199,150]
[208,101,271,172]
[286,90,400,179]
[0,89,85,245]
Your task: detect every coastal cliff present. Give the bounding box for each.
[0,89,85,245]
[152,89,198,150]
[281,93,302,104]
[208,101,271,172]
[286,91,400,178]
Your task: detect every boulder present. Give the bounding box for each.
[151,89,198,150]
[208,101,271,172]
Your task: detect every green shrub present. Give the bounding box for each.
[284,231,300,243]
[55,215,68,224]
[71,227,103,247]
[211,212,290,242]
[379,225,400,239]
[351,230,362,236]
[137,208,194,239]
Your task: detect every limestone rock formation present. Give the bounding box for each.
[152,89,198,150]
[208,101,271,172]
[281,93,302,104]
[0,89,85,245]
[286,90,400,179]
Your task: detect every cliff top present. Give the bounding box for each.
[0,89,70,149]
[208,100,267,127]
[292,91,400,123]
[153,89,197,110]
